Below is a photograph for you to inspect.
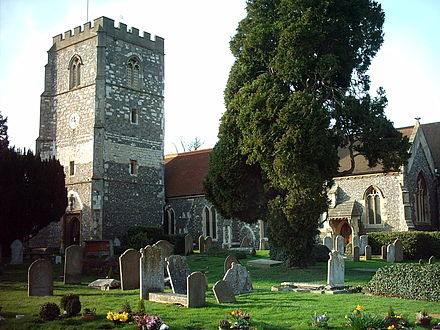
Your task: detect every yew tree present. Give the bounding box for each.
[204,0,410,266]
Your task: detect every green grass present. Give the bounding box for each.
[0,251,439,329]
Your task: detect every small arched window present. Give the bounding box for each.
[365,186,382,225]
[127,57,141,89]
[203,207,210,237]
[211,208,217,239]
[164,208,175,235]
[69,55,82,89]
[415,174,430,222]
[203,206,217,239]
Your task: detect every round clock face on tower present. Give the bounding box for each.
[69,113,80,129]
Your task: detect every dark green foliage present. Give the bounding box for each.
[137,299,145,313]
[204,0,410,267]
[120,226,164,251]
[0,112,8,152]
[0,147,67,247]
[107,267,114,279]
[82,258,119,277]
[366,264,440,302]
[367,231,440,259]
[166,234,186,255]
[311,244,331,262]
[118,301,132,314]
[60,294,81,316]
[39,302,60,321]
[206,246,248,259]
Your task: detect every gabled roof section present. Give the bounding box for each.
[164,149,212,198]
[421,122,440,172]
[327,201,360,219]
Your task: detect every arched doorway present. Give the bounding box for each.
[64,215,81,248]
[339,222,352,246]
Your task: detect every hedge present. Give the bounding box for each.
[367,231,440,260]
[366,263,440,302]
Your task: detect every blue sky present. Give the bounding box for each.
[0,0,439,154]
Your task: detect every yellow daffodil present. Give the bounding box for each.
[387,325,395,329]
[356,305,364,311]
[396,315,402,319]
[345,315,348,319]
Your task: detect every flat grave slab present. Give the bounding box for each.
[351,268,378,272]
[148,292,187,306]
[280,282,325,289]
[247,259,283,268]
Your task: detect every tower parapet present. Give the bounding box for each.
[52,17,164,53]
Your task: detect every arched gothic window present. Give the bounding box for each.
[127,57,141,89]
[203,206,217,239]
[365,186,382,225]
[415,174,430,222]
[164,208,175,235]
[69,55,82,89]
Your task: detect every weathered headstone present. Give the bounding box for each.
[113,238,121,247]
[428,256,436,264]
[140,245,164,299]
[240,236,251,248]
[64,245,83,284]
[323,235,333,251]
[365,245,372,260]
[10,239,23,265]
[119,249,141,290]
[167,255,191,294]
[28,259,53,296]
[184,234,193,255]
[54,256,62,264]
[419,259,425,265]
[352,246,360,262]
[223,262,253,295]
[224,255,240,274]
[327,250,344,287]
[204,236,213,251]
[335,235,344,254]
[394,239,403,262]
[360,235,368,256]
[386,244,395,263]
[352,235,360,250]
[381,245,387,260]
[213,280,236,303]
[187,272,207,308]
[153,240,174,262]
[198,235,205,253]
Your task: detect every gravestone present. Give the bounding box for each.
[428,256,436,264]
[223,262,253,295]
[204,236,213,251]
[198,235,205,253]
[187,272,207,308]
[381,245,387,260]
[167,255,191,294]
[28,259,53,296]
[394,239,403,262]
[365,245,372,260]
[352,235,360,250]
[240,236,251,248]
[119,249,141,290]
[419,259,424,265]
[54,256,62,264]
[359,235,368,256]
[327,250,344,287]
[213,280,236,303]
[184,234,193,255]
[153,240,174,262]
[224,255,240,274]
[352,246,360,262]
[386,244,395,263]
[64,245,83,284]
[113,238,121,247]
[323,235,333,251]
[335,235,344,254]
[10,239,23,265]
[140,245,164,299]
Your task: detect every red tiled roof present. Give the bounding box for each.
[164,149,212,198]
[164,123,440,197]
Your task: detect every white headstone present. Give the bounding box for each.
[10,239,23,265]
[360,235,368,256]
[327,250,344,287]
[54,256,62,264]
[323,235,333,251]
[386,244,395,263]
[113,238,121,247]
[335,235,344,254]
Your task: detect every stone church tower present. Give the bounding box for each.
[36,17,165,248]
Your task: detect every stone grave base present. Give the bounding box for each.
[149,292,187,306]
[247,259,283,268]
[271,282,358,294]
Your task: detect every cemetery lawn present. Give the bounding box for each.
[0,251,439,329]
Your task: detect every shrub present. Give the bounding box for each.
[311,244,330,262]
[60,294,81,316]
[118,301,132,314]
[345,306,387,330]
[39,302,60,321]
[206,246,247,259]
[120,226,164,251]
[366,264,440,301]
[367,231,440,259]
[82,258,119,277]
[165,234,186,255]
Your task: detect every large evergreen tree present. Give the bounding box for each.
[204,0,409,266]
[0,113,67,248]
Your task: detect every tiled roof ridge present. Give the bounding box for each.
[164,148,213,159]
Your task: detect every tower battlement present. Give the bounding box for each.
[52,17,164,53]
